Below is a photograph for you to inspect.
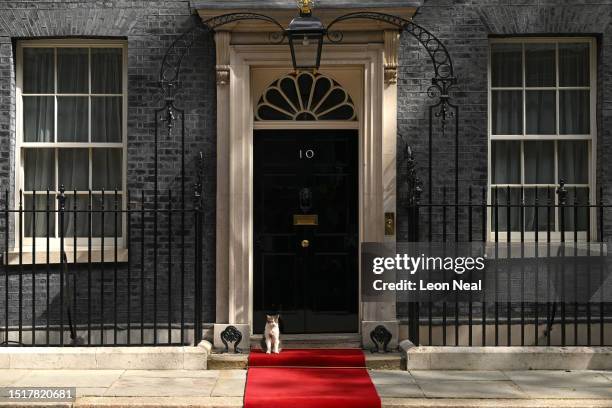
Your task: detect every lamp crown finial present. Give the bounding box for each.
[298,0,314,15]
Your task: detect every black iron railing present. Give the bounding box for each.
[2,175,610,347]
[400,181,612,347]
[0,182,205,347]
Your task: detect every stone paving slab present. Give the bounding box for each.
[376,383,425,398]
[410,370,509,382]
[504,370,612,388]
[380,398,612,407]
[0,369,610,407]
[75,388,111,398]
[211,378,246,397]
[598,370,612,381]
[104,376,218,397]
[516,385,612,399]
[120,370,219,379]
[74,396,244,407]
[12,370,124,388]
[369,369,416,384]
[0,369,29,386]
[417,380,527,399]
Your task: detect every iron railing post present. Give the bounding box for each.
[405,146,422,345]
[193,153,204,346]
[58,185,66,346]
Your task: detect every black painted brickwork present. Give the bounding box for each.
[1,0,612,333]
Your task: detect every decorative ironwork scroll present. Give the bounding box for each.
[370,325,393,353]
[327,12,454,80]
[327,11,460,256]
[220,325,243,353]
[404,146,423,207]
[156,9,459,348]
[159,13,285,94]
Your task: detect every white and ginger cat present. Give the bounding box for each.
[264,314,281,354]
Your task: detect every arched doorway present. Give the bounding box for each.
[252,71,360,334]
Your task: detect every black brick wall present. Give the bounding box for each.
[397,0,612,242]
[1,0,612,338]
[0,0,217,333]
[396,0,612,324]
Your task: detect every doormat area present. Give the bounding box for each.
[244,349,381,408]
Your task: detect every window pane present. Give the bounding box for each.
[491,187,521,232]
[91,97,122,142]
[492,141,520,184]
[491,44,522,87]
[525,43,555,87]
[524,141,554,184]
[57,96,88,142]
[524,187,555,232]
[24,148,54,191]
[558,141,588,184]
[24,194,55,238]
[23,96,54,142]
[492,91,522,135]
[92,149,122,191]
[22,48,54,94]
[92,194,123,238]
[561,187,589,231]
[58,148,89,191]
[91,48,122,94]
[526,91,556,134]
[64,195,89,237]
[559,90,589,134]
[559,43,590,87]
[57,48,88,93]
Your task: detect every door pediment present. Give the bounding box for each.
[192,1,417,32]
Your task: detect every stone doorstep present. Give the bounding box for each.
[0,342,212,370]
[249,332,362,350]
[401,344,612,371]
[367,352,404,370]
[207,353,249,370]
[207,350,403,370]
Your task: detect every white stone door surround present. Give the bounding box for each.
[212,26,403,346]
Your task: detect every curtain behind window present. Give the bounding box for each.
[22,47,123,238]
[491,41,591,231]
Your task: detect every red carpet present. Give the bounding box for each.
[244,349,381,408]
[248,348,366,368]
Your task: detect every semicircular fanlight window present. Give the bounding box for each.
[256,72,357,121]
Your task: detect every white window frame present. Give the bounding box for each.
[15,39,128,254]
[487,37,597,242]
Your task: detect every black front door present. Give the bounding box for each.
[253,129,359,334]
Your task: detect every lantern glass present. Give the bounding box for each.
[288,32,324,70]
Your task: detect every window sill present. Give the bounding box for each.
[4,249,129,265]
[484,241,608,258]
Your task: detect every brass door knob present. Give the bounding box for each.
[301,239,310,248]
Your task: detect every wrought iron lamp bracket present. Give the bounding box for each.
[158,10,458,127]
[326,12,458,129]
[326,12,455,82]
[158,13,287,130]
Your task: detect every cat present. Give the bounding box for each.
[264,314,281,354]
